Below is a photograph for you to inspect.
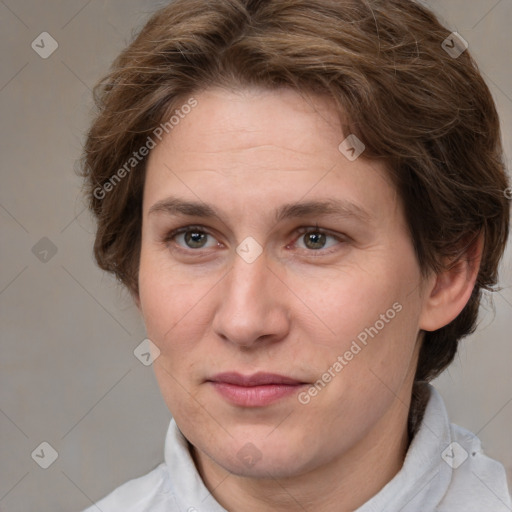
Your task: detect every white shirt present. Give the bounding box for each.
[84,385,512,511]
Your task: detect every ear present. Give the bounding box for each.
[419,232,484,332]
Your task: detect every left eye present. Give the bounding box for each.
[293,228,343,252]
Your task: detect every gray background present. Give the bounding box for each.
[0,1,511,511]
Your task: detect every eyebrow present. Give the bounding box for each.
[148,196,371,224]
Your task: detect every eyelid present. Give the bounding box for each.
[163,224,211,242]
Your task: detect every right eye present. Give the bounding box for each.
[163,225,221,252]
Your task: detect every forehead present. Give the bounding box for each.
[143,86,400,225]
[163,87,343,154]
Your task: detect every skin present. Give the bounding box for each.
[136,86,481,512]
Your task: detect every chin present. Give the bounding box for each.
[201,431,316,479]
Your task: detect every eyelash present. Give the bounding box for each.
[162,224,348,256]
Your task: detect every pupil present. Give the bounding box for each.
[186,231,206,248]
[306,232,325,249]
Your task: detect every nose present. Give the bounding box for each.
[212,247,290,349]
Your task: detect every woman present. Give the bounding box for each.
[81,0,511,510]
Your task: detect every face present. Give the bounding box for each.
[138,86,429,479]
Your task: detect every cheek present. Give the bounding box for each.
[138,249,224,382]
[138,249,194,353]
[308,299,422,442]
[138,255,208,416]
[308,252,423,396]
[309,265,414,347]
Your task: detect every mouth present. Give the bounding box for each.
[207,372,308,407]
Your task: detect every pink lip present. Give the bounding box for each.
[207,372,307,407]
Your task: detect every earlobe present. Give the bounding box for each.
[419,232,484,332]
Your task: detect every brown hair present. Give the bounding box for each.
[80,0,510,382]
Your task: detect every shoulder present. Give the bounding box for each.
[82,463,179,512]
[437,422,512,512]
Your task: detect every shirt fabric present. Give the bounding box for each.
[84,385,512,511]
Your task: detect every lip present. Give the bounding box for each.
[209,372,305,386]
[207,372,308,407]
